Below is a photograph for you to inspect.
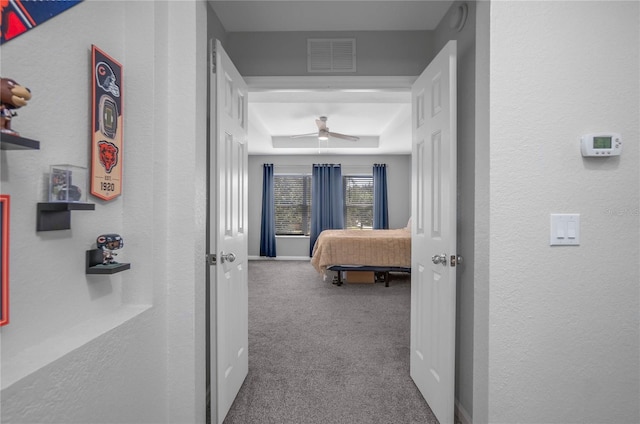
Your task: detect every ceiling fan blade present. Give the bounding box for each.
[329,132,360,142]
[290,132,319,139]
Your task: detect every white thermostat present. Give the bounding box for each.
[581,133,622,157]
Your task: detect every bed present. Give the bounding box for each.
[310,228,411,287]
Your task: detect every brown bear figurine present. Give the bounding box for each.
[1,77,32,135]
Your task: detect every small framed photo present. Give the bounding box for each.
[1,194,9,326]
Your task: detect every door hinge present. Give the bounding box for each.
[206,253,217,266]
[209,39,217,74]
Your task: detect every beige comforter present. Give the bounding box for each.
[311,229,411,273]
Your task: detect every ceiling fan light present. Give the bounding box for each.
[318,135,329,141]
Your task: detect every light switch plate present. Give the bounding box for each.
[550,214,580,246]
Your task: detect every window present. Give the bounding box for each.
[343,176,373,229]
[274,174,373,234]
[274,175,311,236]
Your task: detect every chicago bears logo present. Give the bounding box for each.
[98,140,119,173]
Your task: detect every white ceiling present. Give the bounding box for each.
[208,1,454,155]
[247,85,413,155]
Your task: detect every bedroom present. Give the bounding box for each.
[247,155,412,258]
[227,25,437,259]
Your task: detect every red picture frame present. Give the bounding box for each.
[0,194,9,326]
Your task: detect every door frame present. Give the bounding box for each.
[409,40,458,424]
[205,38,250,424]
[205,74,461,420]
[244,76,416,92]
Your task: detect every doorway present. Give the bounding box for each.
[212,58,462,422]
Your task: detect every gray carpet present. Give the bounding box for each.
[223,260,438,424]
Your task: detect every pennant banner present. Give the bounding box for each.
[91,45,123,201]
[0,0,83,44]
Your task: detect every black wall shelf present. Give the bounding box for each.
[86,249,130,274]
[0,133,40,150]
[37,202,95,231]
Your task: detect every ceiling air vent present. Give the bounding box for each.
[307,38,356,73]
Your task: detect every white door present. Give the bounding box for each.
[410,40,458,424]
[209,39,249,424]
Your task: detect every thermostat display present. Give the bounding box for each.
[581,133,622,157]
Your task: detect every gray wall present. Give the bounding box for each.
[1,1,209,423]
[472,1,490,422]
[226,31,434,76]
[487,2,639,422]
[208,2,228,47]
[248,155,411,257]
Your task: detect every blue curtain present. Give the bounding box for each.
[309,164,344,256]
[373,163,389,229]
[259,164,277,257]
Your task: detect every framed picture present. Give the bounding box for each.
[0,194,9,326]
[90,45,123,201]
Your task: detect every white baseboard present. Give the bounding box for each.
[249,256,310,261]
[455,399,472,424]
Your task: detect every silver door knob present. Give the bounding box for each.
[220,252,236,263]
[432,254,447,265]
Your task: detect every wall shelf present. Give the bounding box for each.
[36,202,95,231]
[86,249,130,274]
[0,132,40,150]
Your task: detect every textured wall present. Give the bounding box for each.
[0,0,128,367]
[0,2,167,422]
[0,1,208,423]
[164,1,208,422]
[488,2,639,423]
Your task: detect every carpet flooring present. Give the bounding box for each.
[222,260,438,424]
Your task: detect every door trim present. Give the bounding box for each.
[244,75,416,92]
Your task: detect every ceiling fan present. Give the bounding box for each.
[291,116,360,142]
